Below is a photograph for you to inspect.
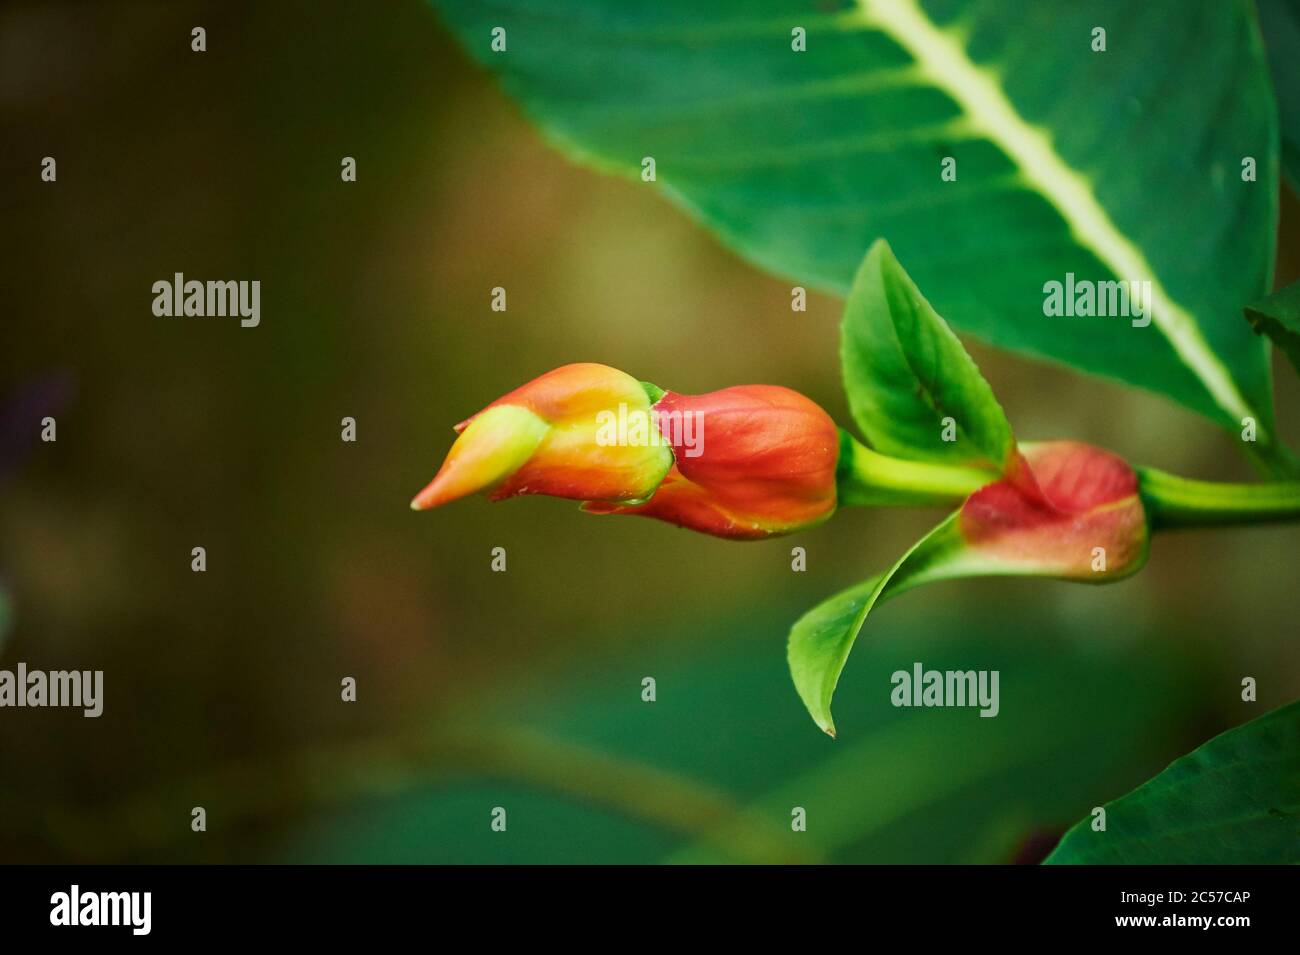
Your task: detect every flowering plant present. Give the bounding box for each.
[414,241,1300,735]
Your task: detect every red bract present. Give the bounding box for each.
[585,385,840,539]
[959,441,1148,579]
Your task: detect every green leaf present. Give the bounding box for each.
[792,439,1150,736]
[789,513,969,737]
[1259,0,1300,191]
[1045,701,1300,864]
[842,239,1016,470]
[429,0,1285,466]
[1244,279,1300,378]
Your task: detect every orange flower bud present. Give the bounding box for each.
[413,366,842,540]
[410,363,673,510]
[585,385,840,539]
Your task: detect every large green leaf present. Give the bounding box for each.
[1046,700,1300,864]
[1259,0,1300,190]
[1245,279,1300,378]
[430,0,1283,464]
[842,239,1016,470]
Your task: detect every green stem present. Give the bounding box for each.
[836,430,995,507]
[837,430,1300,533]
[1137,466,1300,530]
[837,428,1300,535]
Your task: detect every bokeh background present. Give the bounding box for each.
[1,1,1297,863]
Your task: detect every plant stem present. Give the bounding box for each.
[837,430,1300,532]
[1137,466,1300,530]
[836,430,995,507]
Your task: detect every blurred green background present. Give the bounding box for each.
[1,1,1297,863]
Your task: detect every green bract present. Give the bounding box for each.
[841,240,1017,474]
[795,245,1153,736]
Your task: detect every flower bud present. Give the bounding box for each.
[585,385,840,539]
[410,363,673,510]
[412,366,841,540]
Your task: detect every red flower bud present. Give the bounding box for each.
[585,385,840,539]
